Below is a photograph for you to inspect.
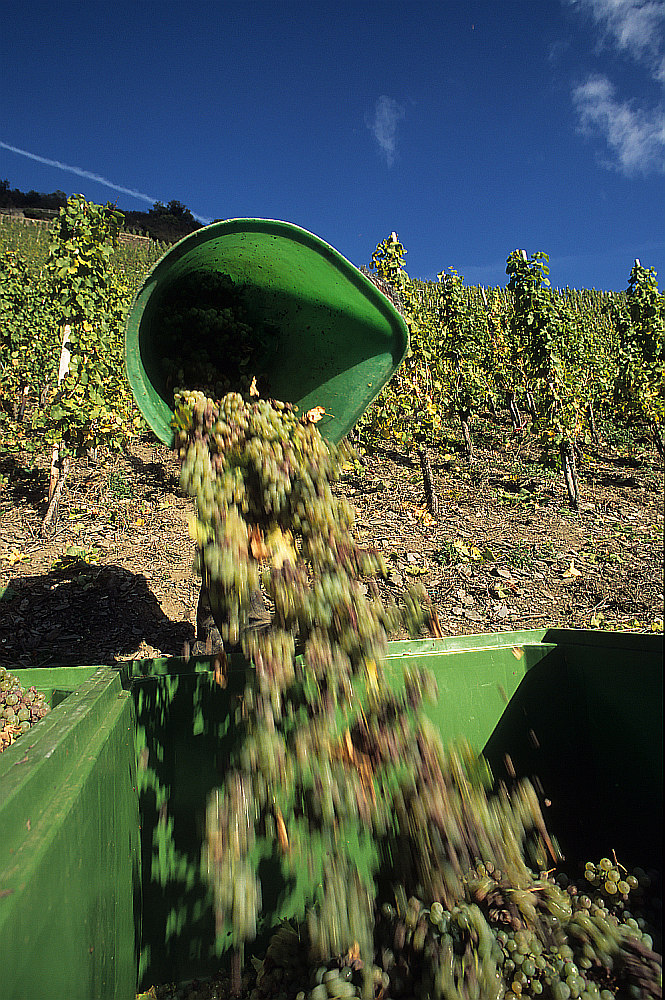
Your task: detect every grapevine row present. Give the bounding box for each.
[358,236,664,509]
[0,210,662,514]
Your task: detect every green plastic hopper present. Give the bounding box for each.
[125,219,409,446]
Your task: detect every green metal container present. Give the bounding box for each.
[0,666,139,1000]
[126,628,662,990]
[1,630,662,998]
[124,219,409,447]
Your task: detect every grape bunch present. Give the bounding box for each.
[0,666,50,751]
[149,852,660,1000]
[371,863,661,1000]
[582,858,640,902]
[155,272,278,401]
[174,388,429,980]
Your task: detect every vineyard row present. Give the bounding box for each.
[0,204,662,515]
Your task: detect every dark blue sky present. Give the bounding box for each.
[2,0,663,290]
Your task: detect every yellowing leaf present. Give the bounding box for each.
[304,405,326,424]
[248,526,270,561]
[563,560,582,578]
[275,806,289,854]
[415,506,435,525]
[405,565,428,576]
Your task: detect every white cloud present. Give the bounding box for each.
[572,0,665,81]
[366,96,406,167]
[567,2,665,173]
[572,74,665,173]
[0,140,212,223]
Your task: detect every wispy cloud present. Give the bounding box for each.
[366,96,405,167]
[568,1,665,174]
[572,0,665,81]
[572,74,665,173]
[0,140,212,223]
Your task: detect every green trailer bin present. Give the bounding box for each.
[1,629,662,998]
[127,628,663,992]
[0,666,140,1000]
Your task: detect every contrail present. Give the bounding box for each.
[0,140,212,223]
[0,140,159,205]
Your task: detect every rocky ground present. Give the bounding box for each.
[1,416,662,670]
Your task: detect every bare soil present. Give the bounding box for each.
[1,420,663,670]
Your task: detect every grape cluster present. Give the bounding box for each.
[582,858,638,901]
[0,666,50,751]
[174,388,429,976]
[155,272,277,401]
[369,856,661,1000]
[144,858,662,999]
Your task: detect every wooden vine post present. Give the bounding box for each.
[43,324,71,532]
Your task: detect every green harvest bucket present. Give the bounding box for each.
[125,219,409,447]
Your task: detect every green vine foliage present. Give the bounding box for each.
[43,195,142,456]
[0,251,56,448]
[371,232,410,295]
[359,236,489,456]
[0,195,144,459]
[561,287,619,427]
[434,269,491,424]
[505,250,584,453]
[613,261,665,432]
[360,234,444,452]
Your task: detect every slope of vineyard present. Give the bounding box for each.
[0,214,662,668]
[0,213,169,291]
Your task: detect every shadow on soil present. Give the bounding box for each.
[124,448,182,499]
[0,454,49,512]
[0,562,194,668]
